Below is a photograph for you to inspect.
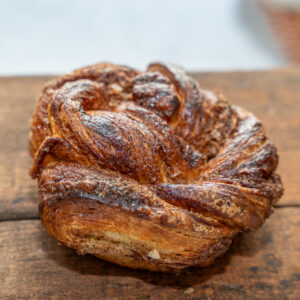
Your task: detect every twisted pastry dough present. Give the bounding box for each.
[29,62,283,271]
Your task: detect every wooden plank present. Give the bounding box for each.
[1,208,299,299]
[0,76,53,220]
[276,150,300,206]
[0,70,299,220]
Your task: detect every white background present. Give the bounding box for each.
[0,0,287,75]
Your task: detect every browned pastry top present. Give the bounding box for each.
[29,62,283,271]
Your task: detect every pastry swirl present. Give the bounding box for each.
[29,62,283,271]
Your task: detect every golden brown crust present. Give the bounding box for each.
[29,62,283,271]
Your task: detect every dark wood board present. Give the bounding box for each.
[1,208,299,299]
[0,76,53,220]
[0,70,299,299]
[0,70,299,221]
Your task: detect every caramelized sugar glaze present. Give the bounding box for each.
[29,63,283,271]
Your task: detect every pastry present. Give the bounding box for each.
[29,62,283,271]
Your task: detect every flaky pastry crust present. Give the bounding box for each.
[29,62,283,271]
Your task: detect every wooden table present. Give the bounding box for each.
[1,70,299,299]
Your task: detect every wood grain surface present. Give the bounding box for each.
[1,208,299,299]
[0,70,299,299]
